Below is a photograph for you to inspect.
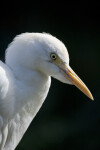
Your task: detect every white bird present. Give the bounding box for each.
[0,33,93,150]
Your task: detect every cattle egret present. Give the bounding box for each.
[0,33,93,150]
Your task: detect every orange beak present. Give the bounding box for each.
[61,65,94,100]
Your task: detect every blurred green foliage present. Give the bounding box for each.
[0,4,100,150]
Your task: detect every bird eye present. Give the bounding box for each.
[50,53,57,60]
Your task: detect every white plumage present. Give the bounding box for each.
[0,33,93,150]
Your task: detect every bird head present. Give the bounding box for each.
[6,33,93,100]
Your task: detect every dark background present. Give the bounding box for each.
[0,2,100,150]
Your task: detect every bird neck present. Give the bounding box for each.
[2,63,51,150]
[10,64,51,118]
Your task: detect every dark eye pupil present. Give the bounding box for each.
[52,55,56,59]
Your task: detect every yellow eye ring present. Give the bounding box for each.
[50,53,57,60]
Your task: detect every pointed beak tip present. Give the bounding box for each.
[86,90,94,101]
[90,95,94,101]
